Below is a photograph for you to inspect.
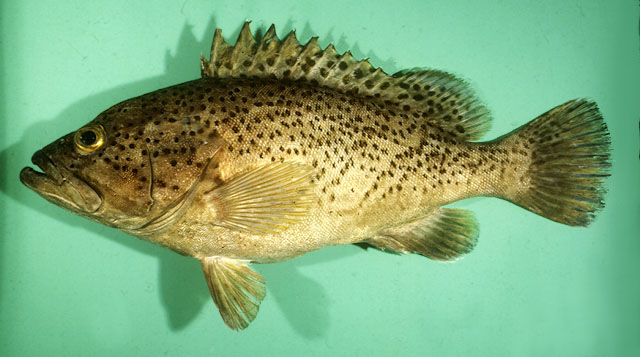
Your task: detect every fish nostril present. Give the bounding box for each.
[30,150,66,185]
[31,150,46,166]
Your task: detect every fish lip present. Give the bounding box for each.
[30,150,65,185]
[20,150,103,213]
[20,150,62,191]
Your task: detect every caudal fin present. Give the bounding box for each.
[513,99,611,226]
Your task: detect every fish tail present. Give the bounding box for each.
[502,99,611,226]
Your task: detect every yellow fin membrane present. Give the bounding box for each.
[507,99,611,226]
[364,208,479,261]
[209,162,316,235]
[201,257,266,330]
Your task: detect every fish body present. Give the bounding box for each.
[147,77,521,262]
[20,23,610,330]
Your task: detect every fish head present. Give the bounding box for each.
[21,132,104,216]
[21,91,222,235]
[20,109,157,231]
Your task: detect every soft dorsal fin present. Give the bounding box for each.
[363,208,479,261]
[201,22,491,141]
[208,162,316,235]
[201,257,266,330]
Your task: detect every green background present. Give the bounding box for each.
[1,0,638,355]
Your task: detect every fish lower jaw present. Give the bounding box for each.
[20,167,102,214]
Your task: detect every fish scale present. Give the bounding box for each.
[135,77,490,258]
[20,22,610,330]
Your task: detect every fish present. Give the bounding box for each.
[20,22,611,330]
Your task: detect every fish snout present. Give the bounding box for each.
[32,150,65,184]
[21,150,103,213]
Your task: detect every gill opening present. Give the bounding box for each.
[145,148,156,214]
[122,157,214,237]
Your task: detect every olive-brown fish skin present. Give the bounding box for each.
[23,76,509,259]
[21,82,221,233]
[20,77,586,262]
[102,77,523,261]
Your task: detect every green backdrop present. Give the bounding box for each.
[2,0,638,355]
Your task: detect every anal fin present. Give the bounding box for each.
[201,257,266,330]
[364,208,479,261]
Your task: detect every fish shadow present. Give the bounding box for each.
[0,18,378,338]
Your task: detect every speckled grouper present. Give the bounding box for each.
[20,22,611,330]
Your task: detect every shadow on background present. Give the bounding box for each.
[0,0,7,321]
[0,18,404,338]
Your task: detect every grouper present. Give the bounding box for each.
[20,22,611,330]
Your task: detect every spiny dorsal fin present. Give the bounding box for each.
[363,208,479,261]
[208,162,316,235]
[201,257,266,330]
[201,22,491,141]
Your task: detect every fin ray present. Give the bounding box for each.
[364,208,479,261]
[507,99,611,226]
[201,22,491,141]
[201,257,266,330]
[209,162,316,235]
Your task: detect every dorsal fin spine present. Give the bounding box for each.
[201,22,492,141]
[230,23,255,75]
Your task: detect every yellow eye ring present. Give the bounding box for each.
[74,125,105,153]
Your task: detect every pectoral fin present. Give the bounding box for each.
[201,257,266,330]
[209,162,316,235]
[364,208,479,261]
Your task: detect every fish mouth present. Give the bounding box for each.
[20,150,103,213]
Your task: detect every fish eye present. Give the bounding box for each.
[74,125,105,153]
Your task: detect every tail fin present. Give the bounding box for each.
[512,99,611,226]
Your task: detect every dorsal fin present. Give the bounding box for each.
[201,22,491,141]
